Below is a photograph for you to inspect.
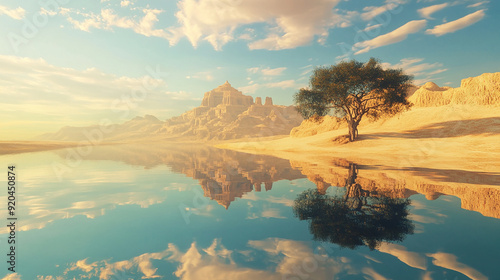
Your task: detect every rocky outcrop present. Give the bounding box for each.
[409,72,500,107]
[38,81,303,142]
[201,81,254,107]
[158,81,303,140]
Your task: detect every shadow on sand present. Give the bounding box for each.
[359,117,500,140]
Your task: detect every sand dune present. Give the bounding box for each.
[219,73,500,174]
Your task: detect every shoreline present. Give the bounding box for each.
[216,105,500,174]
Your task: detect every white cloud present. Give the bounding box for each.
[418,3,449,19]
[426,9,486,36]
[40,7,58,16]
[361,0,407,21]
[238,79,299,94]
[261,67,287,76]
[381,57,448,85]
[361,23,383,33]
[186,71,214,81]
[120,0,131,7]
[247,67,260,74]
[266,80,297,89]
[1,273,22,280]
[170,0,344,50]
[353,20,427,54]
[0,5,25,20]
[238,83,261,94]
[467,1,488,8]
[247,67,287,76]
[62,7,176,41]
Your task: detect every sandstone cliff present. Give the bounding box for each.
[409,72,500,107]
[157,81,303,140]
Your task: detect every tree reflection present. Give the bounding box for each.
[293,163,414,250]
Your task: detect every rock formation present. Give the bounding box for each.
[72,144,305,209]
[290,159,500,219]
[38,81,304,142]
[265,97,273,106]
[158,81,303,140]
[409,72,500,107]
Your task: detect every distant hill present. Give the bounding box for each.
[38,81,303,142]
[409,72,500,107]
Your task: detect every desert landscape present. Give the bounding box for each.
[2,0,499,279]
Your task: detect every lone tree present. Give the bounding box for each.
[294,58,413,141]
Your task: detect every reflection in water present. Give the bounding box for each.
[293,163,414,250]
[62,144,306,209]
[2,144,499,279]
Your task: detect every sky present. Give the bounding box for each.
[0,0,498,139]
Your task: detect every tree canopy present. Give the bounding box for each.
[294,58,413,141]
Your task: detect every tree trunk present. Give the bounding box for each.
[348,120,359,142]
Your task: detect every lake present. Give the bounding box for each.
[1,143,499,280]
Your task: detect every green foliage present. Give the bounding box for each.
[294,58,413,141]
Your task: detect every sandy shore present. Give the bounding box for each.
[217,105,500,174]
[0,141,84,155]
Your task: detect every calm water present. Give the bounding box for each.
[1,144,499,280]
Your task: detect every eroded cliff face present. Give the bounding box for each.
[158,81,303,140]
[409,72,500,107]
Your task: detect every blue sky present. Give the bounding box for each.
[0,0,498,139]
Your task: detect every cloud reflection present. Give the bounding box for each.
[427,252,488,280]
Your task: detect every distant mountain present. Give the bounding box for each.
[38,81,303,142]
[37,114,164,142]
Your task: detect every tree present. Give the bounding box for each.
[294,58,413,141]
[292,163,414,250]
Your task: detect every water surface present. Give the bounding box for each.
[1,144,499,280]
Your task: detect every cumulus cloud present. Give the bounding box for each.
[418,3,449,19]
[170,0,345,50]
[61,7,176,40]
[353,20,427,54]
[426,9,486,36]
[0,5,25,20]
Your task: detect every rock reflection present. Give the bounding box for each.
[63,144,306,209]
[293,163,414,250]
